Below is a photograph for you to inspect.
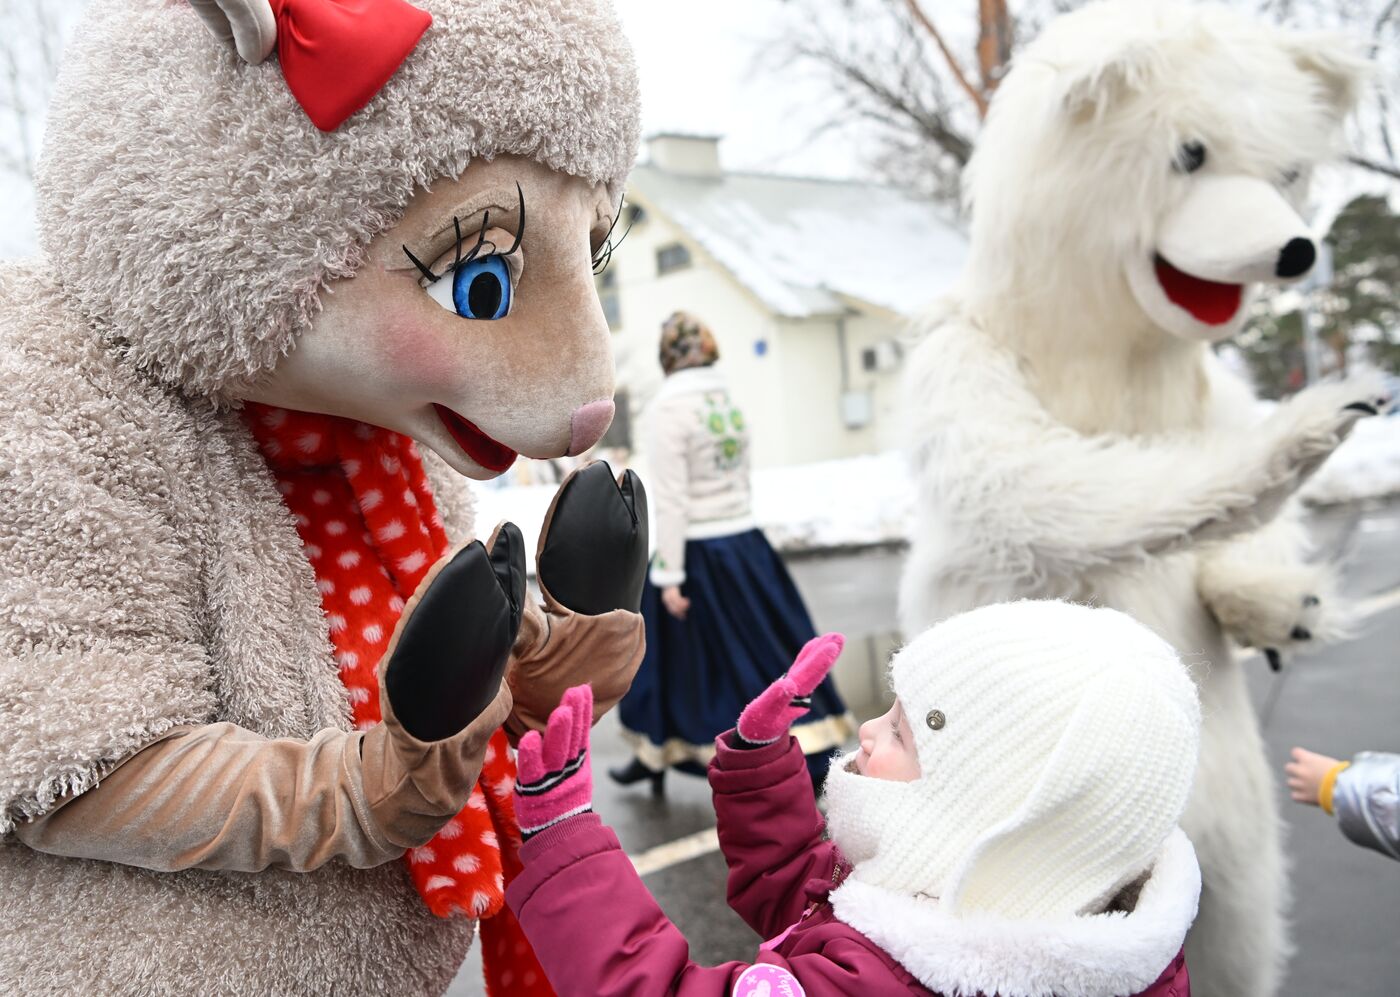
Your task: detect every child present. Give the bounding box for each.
[1286,747,1400,861]
[506,601,1203,996]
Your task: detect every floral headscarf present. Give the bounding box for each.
[658,311,719,375]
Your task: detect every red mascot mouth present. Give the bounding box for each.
[433,404,518,473]
[1154,254,1243,326]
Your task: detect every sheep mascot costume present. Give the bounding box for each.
[898,3,1387,996]
[0,1,647,995]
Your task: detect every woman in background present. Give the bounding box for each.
[611,312,854,794]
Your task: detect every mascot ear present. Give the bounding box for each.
[1282,32,1371,117]
[1060,44,1158,121]
[188,0,278,65]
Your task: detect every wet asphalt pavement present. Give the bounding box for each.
[450,499,1400,996]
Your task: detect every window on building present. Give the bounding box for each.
[656,242,692,276]
[596,268,622,330]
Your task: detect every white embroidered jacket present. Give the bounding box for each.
[644,365,755,587]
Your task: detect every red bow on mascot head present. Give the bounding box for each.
[188,0,432,130]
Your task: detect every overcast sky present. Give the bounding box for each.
[613,0,862,178]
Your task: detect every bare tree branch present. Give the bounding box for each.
[1349,153,1400,179]
[0,0,83,186]
[769,0,1398,207]
[1374,0,1400,36]
[976,0,1013,94]
[798,42,975,165]
[902,0,988,117]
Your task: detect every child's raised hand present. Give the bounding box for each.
[514,685,594,839]
[735,633,845,747]
[1286,746,1341,807]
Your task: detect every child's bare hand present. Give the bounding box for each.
[1286,747,1341,806]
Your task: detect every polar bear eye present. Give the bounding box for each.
[425,255,512,320]
[1173,141,1206,174]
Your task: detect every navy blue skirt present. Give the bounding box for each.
[618,529,854,776]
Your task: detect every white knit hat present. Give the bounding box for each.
[824,600,1200,919]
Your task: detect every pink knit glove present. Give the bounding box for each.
[514,684,594,840]
[735,633,845,747]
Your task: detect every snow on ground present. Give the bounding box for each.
[1301,415,1400,506]
[469,481,558,570]
[748,452,912,551]
[471,417,1400,566]
[468,451,913,572]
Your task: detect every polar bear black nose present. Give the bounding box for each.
[1276,238,1316,278]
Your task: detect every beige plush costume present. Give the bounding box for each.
[0,0,639,993]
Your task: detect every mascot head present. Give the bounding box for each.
[962,0,1368,346]
[36,0,640,479]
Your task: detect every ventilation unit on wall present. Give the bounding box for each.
[841,391,872,430]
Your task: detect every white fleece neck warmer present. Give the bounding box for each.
[823,752,936,892]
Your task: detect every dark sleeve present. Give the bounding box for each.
[709,732,841,939]
[507,815,892,997]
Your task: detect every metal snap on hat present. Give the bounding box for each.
[926,709,946,731]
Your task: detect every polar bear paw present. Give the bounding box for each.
[1263,375,1391,481]
[1199,557,1339,657]
[1230,376,1392,530]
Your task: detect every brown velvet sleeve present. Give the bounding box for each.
[15,677,511,873]
[505,598,643,743]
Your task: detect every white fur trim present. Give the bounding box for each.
[830,828,1200,997]
[686,514,757,540]
[648,566,686,588]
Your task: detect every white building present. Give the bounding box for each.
[600,134,967,469]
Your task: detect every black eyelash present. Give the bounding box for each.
[592,199,634,275]
[402,182,527,284]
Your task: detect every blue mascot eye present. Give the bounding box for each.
[425,255,512,319]
[453,255,511,319]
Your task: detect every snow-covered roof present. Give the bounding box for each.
[627,163,967,319]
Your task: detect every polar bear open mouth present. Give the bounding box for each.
[433,404,519,472]
[1153,253,1243,326]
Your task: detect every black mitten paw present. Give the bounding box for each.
[538,462,649,616]
[384,523,526,741]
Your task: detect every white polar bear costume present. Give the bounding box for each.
[897,4,1385,996]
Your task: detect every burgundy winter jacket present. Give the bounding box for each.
[506,734,1193,997]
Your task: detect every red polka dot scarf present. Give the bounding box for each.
[244,403,553,997]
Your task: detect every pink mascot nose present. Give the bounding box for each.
[567,399,615,456]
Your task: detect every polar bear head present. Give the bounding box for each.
[962,0,1368,346]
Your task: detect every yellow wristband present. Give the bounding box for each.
[1318,761,1351,815]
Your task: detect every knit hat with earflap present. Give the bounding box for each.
[823,600,1200,919]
